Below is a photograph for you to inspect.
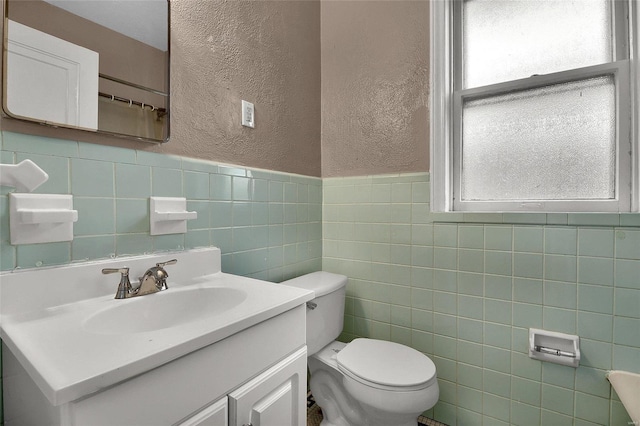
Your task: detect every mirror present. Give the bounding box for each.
[2,0,169,143]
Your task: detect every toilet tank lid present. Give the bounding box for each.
[337,339,437,389]
[281,271,347,297]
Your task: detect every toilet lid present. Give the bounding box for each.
[336,339,437,390]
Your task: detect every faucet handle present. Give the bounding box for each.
[102,267,133,299]
[102,267,129,275]
[156,259,177,268]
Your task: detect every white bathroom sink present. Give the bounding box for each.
[607,370,640,424]
[0,248,314,406]
[83,286,248,334]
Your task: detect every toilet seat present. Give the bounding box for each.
[336,339,437,392]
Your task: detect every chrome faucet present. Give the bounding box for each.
[102,259,177,299]
[137,259,176,295]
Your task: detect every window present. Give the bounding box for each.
[430,0,639,213]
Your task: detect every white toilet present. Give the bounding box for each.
[282,271,439,426]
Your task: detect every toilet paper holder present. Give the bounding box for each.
[528,328,580,368]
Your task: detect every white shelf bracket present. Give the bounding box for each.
[150,197,197,235]
[9,194,78,245]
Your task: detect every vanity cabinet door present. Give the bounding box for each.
[229,346,307,426]
[178,397,228,426]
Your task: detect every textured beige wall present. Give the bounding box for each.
[320,0,430,177]
[167,0,321,176]
[1,0,322,177]
[2,1,430,178]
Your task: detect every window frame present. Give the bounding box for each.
[430,0,639,213]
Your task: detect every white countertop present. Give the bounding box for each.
[0,248,313,406]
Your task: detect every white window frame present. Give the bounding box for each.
[430,0,639,213]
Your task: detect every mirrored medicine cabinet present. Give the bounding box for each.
[2,0,170,143]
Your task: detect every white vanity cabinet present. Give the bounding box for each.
[179,346,307,426]
[1,248,314,426]
[229,346,307,426]
[3,305,308,426]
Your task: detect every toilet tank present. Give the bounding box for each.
[281,271,347,355]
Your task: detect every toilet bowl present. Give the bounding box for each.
[282,272,439,426]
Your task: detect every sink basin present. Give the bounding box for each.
[83,286,247,334]
[0,248,314,406]
[607,370,640,424]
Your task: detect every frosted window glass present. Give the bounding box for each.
[463,0,612,88]
[461,76,616,201]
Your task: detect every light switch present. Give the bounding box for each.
[241,100,254,128]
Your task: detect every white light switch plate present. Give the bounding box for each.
[241,100,254,128]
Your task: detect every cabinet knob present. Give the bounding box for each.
[242,424,253,426]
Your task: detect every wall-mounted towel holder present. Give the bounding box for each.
[9,193,78,244]
[150,197,197,235]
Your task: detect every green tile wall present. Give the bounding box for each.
[0,130,323,425]
[0,131,322,279]
[324,172,640,426]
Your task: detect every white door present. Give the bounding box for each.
[229,347,307,426]
[5,19,99,130]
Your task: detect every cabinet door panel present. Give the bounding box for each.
[229,347,307,426]
[250,380,293,426]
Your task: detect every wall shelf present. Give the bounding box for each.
[150,197,197,235]
[9,194,78,245]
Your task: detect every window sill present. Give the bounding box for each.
[429,211,640,228]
